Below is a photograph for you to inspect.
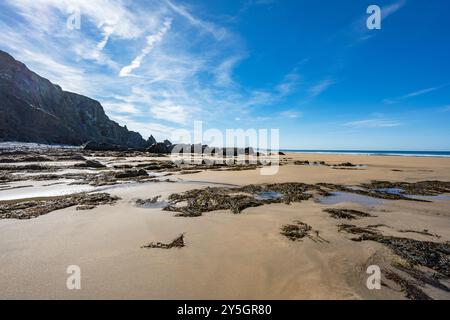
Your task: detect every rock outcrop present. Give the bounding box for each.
[146,142,174,154]
[0,50,153,149]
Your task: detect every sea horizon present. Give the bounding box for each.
[2,142,450,158]
[280,149,450,158]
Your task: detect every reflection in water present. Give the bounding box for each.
[254,191,284,201]
[376,188,450,202]
[136,200,169,209]
[317,192,385,206]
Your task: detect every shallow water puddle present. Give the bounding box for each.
[376,188,404,195]
[406,194,450,201]
[254,191,284,201]
[136,200,169,209]
[0,180,101,201]
[376,188,450,202]
[317,192,385,206]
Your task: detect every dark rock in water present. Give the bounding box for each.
[114,169,148,179]
[74,160,106,168]
[146,142,173,154]
[278,152,286,156]
[0,50,150,149]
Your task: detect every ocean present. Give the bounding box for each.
[281,150,450,158]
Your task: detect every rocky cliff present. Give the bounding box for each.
[0,50,152,149]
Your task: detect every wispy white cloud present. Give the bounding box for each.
[150,101,189,124]
[384,84,448,104]
[102,102,141,115]
[19,49,88,94]
[276,69,301,96]
[344,119,402,128]
[280,110,302,119]
[165,0,227,40]
[337,0,407,45]
[247,0,277,5]
[213,55,244,87]
[110,114,176,141]
[120,18,172,77]
[96,24,114,52]
[0,0,305,140]
[4,0,150,39]
[382,0,407,19]
[308,78,335,97]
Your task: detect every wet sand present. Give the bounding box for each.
[1,153,450,299]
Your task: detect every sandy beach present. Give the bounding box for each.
[1,151,450,300]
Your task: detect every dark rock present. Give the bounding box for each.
[147,135,157,146]
[74,160,106,168]
[0,50,150,149]
[336,162,357,167]
[141,234,185,249]
[114,169,148,179]
[113,164,133,169]
[211,147,245,157]
[163,139,172,147]
[146,143,173,154]
[0,154,54,163]
[84,141,129,152]
[171,144,206,155]
[0,164,48,171]
[56,154,86,161]
[245,147,255,155]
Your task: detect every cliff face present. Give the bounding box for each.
[0,50,150,148]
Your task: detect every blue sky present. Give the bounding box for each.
[0,0,449,150]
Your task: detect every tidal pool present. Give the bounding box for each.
[317,192,385,206]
